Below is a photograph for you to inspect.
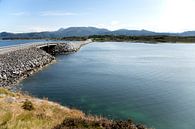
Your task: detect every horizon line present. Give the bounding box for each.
[1,26,194,34]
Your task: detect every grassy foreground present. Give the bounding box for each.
[0,88,149,129]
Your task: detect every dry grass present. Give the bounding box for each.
[0,88,86,129]
[0,88,15,97]
[0,88,148,129]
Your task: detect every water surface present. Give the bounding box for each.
[0,39,47,47]
[10,41,195,129]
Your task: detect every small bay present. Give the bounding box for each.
[1,40,195,129]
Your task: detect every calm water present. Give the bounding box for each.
[2,40,195,129]
[0,39,47,47]
[0,39,69,47]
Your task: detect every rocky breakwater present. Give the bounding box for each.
[53,39,92,54]
[0,39,92,87]
[0,47,55,87]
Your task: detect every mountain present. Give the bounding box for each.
[0,27,110,39]
[0,32,15,38]
[0,31,55,39]
[54,27,110,37]
[1,27,195,39]
[179,31,195,36]
[107,29,158,36]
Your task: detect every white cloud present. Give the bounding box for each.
[98,0,195,32]
[10,12,29,16]
[97,21,128,30]
[111,21,120,28]
[27,26,57,32]
[9,25,55,33]
[41,11,77,16]
[28,27,48,32]
[156,0,195,32]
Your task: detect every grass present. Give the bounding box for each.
[0,88,15,97]
[0,88,86,129]
[0,88,148,129]
[0,110,12,126]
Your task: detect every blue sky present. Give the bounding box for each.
[0,0,195,32]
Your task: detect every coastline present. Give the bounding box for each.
[0,39,150,129]
[0,47,55,87]
[0,40,92,88]
[0,88,148,129]
[61,35,195,44]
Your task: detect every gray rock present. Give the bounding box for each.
[0,40,92,87]
[4,97,16,103]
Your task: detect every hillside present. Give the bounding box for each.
[1,27,195,39]
[0,88,148,129]
[0,27,110,39]
[61,35,195,43]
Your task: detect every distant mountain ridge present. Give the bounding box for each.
[1,27,195,39]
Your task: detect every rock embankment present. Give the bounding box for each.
[0,39,92,87]
[0,47,55,87]
[53,39,92,54]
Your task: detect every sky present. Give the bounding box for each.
[0,0,195,33]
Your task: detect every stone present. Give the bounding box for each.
[0,40,92,87]
[4,97,16,103]
[0,94,6,97]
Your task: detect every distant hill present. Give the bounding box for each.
[1,27,195,39]
[179,31,195,36]
[54,27,110,37]
[106,29,158,36]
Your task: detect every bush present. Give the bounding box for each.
[22,99,34,111]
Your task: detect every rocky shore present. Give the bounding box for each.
[0,47,55,87]
[0,39,92,87]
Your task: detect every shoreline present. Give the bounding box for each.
[0,40,92,88]
[0,39,151,129]
[9,60,57,90]
[0,87,148,129]
[0,47,55,87]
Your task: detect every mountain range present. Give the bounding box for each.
[1,27,195,39]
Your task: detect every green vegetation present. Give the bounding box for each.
[54,118,146,129]
[60,36,88,41]
[0,88,15,97]
[3,34,195,43]
[61,35,195,43]
[22,99,34,111]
